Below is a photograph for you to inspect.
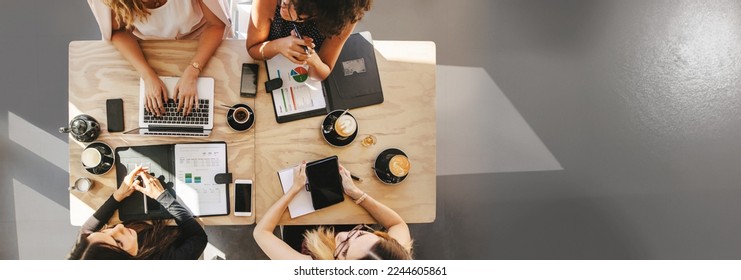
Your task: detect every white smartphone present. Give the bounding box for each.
[234,179,253,216]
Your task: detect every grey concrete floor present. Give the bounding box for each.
[4,0,741,259]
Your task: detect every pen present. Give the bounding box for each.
[350,173,362,182]
[140,163,148,214]
[292,23,310,55]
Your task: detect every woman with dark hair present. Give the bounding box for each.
[254,162,412,260]
[67,166,208,260]
[246,0,373,80]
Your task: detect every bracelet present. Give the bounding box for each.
[189,61,202,72]
[354,193,368,205]
[259,42,268,61]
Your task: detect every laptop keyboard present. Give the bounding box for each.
[143,99,210,125]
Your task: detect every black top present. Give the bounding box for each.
[268,1,326,50]
[75,192,207,259]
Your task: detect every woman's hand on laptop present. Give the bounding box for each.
[175,70,199,116]
[143,75,168,117]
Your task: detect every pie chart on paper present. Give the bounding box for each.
[290,67,309,83]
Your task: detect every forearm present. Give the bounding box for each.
[189,24,225,72]
[307,59,331,80]
[351,192,406,230]
[156,191,194,223]
[249,40,281,61]
[255,187,300,235]
[83,195,121,233]
[111,30,157,78]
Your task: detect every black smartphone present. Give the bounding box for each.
[106,98,124,132]
[234,179,253,216]
[240,63,258,98]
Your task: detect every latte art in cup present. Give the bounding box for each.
[334,115,357,137]
[388,155,411,177]
[81,147,102,168]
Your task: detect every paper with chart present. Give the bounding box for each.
[278,166,316,218]
[266,55,327,117]
[174,143,228,216]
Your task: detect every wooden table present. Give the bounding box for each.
[68,40,256,226]
[69,39,436,226]
[254,41,437,225]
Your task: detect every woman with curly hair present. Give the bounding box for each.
[246,0,373,80]
[67,166,208,260]
[87,0,230,116]
[254,162,412,260]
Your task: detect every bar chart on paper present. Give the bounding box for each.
[174,143,228,215]
[266,55,327,117]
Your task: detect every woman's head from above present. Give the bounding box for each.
[68,221,177,260]
[87,224,139,256]
[67,223,138,260]
[279,0,373,37]
[304,225,412,260]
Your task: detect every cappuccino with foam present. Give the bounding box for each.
[388,155,411,177]
[334,114,357,137]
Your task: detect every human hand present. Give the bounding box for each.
[339,164,363,200]
[290,162,307,194]
[301,37,322,67]
[275,31,314,64]
[133,171,165,199]
[113,165,145,202]
[143,75,168,117]
[174,69,199,116]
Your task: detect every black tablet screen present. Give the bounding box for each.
[306,156,344,209]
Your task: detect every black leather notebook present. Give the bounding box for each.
[322,31,384,111]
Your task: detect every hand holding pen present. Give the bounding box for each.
[291,23,311,55]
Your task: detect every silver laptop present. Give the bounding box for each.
[125,76,215,137]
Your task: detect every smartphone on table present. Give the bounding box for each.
[106,98,124,132]
[234,179,253,216]
[240,63,258,98]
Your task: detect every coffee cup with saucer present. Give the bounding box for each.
[226,104,255,132]
[321,109,358,147]
[81,142,114,175]
[373,148,411,185]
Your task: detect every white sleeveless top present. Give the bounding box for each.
[132,0,207,40]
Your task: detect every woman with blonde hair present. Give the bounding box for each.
[254,162,412,260]
[87,0,230,116]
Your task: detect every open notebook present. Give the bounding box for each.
[115,142,231,221]
[264,31,383,123]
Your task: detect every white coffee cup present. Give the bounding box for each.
[69,177,94,192]
[81,147,102,168]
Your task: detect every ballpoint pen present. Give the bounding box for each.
[292,23,310,55]
[140,163,148,214]
[350,173,362,182]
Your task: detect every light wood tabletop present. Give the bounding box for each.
[68,39,436,226]
[68,40,256,226]
[253,40,437,225]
